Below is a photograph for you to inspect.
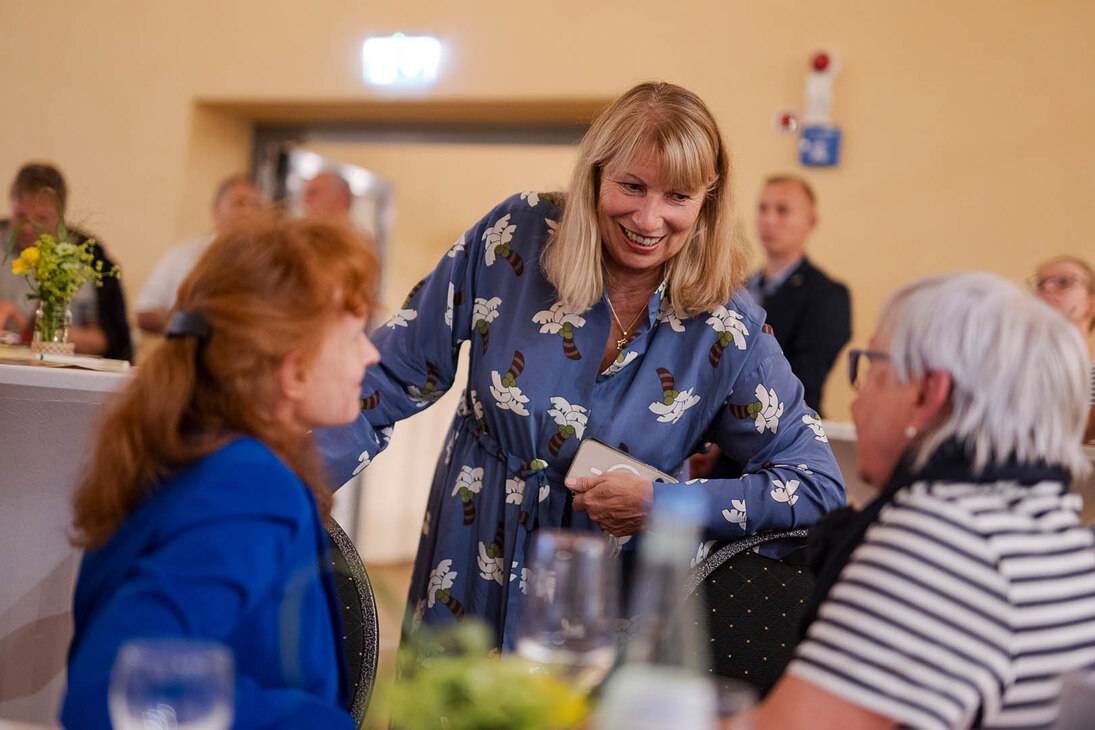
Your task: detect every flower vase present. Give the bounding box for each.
[30,299,75,356]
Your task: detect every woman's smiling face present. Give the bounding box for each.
[597,153,704,279]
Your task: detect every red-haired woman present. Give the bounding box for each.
[62,216,380,729]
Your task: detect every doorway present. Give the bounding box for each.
[250,115,590,564]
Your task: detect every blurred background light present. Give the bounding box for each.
[361,34,441,87]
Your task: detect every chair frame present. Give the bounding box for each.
[325,518,380,724]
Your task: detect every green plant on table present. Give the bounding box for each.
[5,206,117,341]
[379,622,589,730]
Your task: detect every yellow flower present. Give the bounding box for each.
[20,246,40,264]
[12,258,27,275]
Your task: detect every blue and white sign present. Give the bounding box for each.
[799,125,842,167]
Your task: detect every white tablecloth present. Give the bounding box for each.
[0,363,127,724]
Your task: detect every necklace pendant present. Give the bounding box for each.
[616,337,628,351]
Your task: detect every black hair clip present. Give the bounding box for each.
[165,310,212,340]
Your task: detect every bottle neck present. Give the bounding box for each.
[624,524,706,672]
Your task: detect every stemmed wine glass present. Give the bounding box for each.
[514,529,620,693]
[108,637,234,730]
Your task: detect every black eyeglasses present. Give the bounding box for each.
[847,349,890,389]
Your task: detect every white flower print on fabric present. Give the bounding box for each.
[446,233,466,258]
[706,305,749,367]
[511,560,530,595]
[770,479,800,506]
[490,351,530,416]
[691,540,718,569]
[519,191,540,207]
[445,282,455,329]
[684,478,709,485]
[649,367,701,424]
[386,307,417,329]
[602,350,638,376]
[545,218,559,235]
[469,389,487,432]
[532,303,586,360]
[407,362,445,408]
[472,296,503,352]
[427,560,460,615]
[532,302,585,334]
[802,413,828,442]
[482,214,524,275]
[505,476,525,505]
[606,534,632,559]
[477,541,505,585]
[752,384,784,433]
[378,426,394,450]
[352,449,372,476]
[539,481,550,503]
[657,297,686,333]
[388,279,426,329]
[547,396,588,455]
[722,499,747,531]
[452,465,484,524]
[452,466,484,500]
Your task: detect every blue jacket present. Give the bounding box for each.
[62,437,353,729]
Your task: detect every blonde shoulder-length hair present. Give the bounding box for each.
[541,82,746,318]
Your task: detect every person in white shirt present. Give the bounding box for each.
[136,175,262,334]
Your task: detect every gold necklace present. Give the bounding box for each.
[606,294,646,353]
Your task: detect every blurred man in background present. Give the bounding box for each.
[136,174,262,335]
[301,170,353,226]
[749,174,851,415]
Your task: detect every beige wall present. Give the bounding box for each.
[2,0,1093,420]
[302,142,577,311]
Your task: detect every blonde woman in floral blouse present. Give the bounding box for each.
[316,82,847,646]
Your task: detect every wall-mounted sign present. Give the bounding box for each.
[361,34,441,87]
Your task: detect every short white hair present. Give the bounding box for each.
[880,271,1091,477]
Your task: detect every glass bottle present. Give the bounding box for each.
[596,489,719,730]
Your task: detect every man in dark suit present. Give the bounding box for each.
[690,175,851,480]
[748,175,850,416]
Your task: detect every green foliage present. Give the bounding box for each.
[378,622,588,730]
[7,211,118,305]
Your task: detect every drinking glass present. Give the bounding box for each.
[515,529,620,693]
[108,637,234,730]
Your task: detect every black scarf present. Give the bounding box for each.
[800,439,1072,637]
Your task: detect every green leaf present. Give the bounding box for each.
[56,211,68,245]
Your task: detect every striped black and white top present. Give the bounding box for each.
[787,478,1095,729]
[1089,362,1094,405]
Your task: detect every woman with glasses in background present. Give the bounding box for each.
[1031,255,1095,443]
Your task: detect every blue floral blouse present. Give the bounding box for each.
[316,192,846,648]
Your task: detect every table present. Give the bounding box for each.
[0,365,1090,724]
[0,363,128,724]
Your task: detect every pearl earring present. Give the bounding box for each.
[904,425,918,439]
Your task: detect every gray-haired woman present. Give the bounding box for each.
[727,271,1095,730]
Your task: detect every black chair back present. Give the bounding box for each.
[325,519,380,724]
[685,529,814,697]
